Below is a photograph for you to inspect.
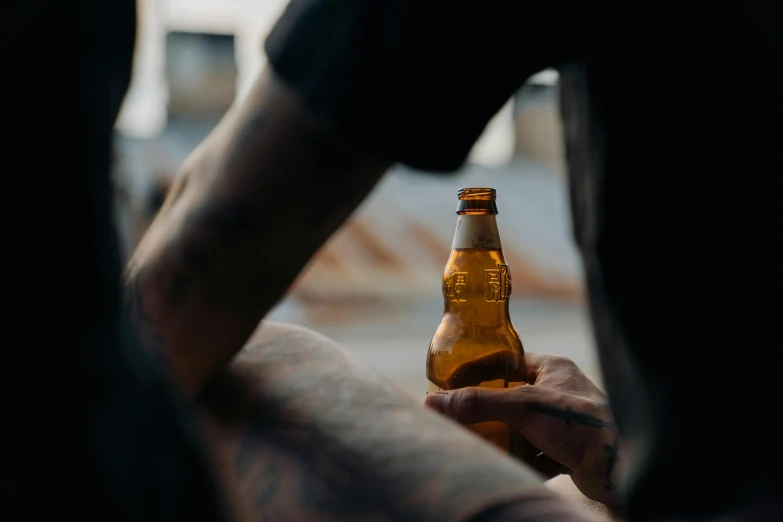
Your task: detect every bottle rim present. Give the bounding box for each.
[458,188,496,200]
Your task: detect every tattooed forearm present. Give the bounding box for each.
[239,424,385,519]
[528,404,617,428]
[200,323,571,522]
[124,72,389,395]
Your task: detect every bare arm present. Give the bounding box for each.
[124,71,389,397]
[198,322,600,522]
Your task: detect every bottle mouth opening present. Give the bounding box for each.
[456,187,498,215]
[458,188,496,201]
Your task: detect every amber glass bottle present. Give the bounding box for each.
[426,188,527,453]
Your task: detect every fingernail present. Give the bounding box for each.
[425,391,449,411]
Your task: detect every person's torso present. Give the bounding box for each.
[558,6,783,521]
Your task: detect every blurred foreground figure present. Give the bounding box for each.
[2,2,226,521]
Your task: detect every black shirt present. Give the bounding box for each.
[266,2,783,520]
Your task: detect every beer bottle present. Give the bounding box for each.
[426,187,527,454]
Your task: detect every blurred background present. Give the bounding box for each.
[112,0,601,398]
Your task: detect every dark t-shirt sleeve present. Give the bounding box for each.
[265,0,587,171]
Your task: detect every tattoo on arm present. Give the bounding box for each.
[228,398,390,520]
[528,404,617,428]
[200,329,548,522]
[123,74,389,395]
[235,421,385,519]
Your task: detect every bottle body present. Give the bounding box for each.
[426,189,526,453]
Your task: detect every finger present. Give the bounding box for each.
[425,388,573,479]
[424,385,553,426]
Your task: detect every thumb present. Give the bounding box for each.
[425,385,548,426]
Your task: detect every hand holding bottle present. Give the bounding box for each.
[425,352,620,508]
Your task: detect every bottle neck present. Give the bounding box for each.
[451,214,502,250]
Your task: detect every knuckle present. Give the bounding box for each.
[453,387,482,416]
